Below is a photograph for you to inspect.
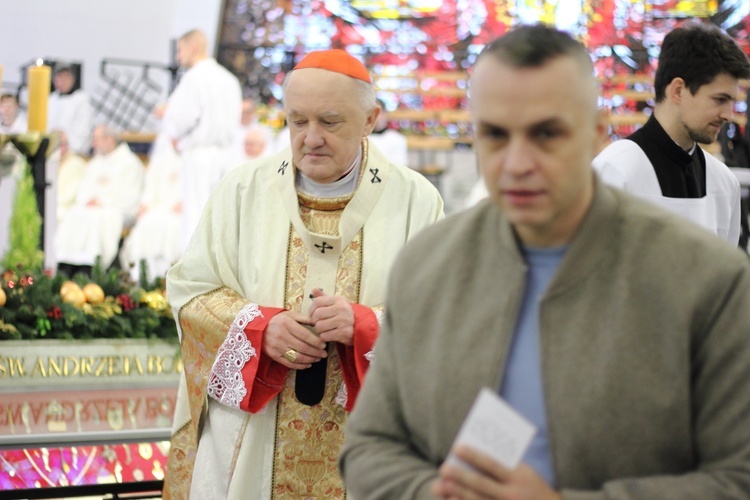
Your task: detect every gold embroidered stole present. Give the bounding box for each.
[271,192,363,499]
[164,288,248,500]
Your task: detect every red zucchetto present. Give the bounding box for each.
[293,49,371,83]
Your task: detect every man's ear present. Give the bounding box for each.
[594,107,610,153]
[666,77,687,104]
[363,106,381,137]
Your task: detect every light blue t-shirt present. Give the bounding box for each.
[499,245,566,486]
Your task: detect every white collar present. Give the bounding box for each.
[296,148,362,198]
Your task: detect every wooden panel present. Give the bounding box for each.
[406,136,456,150]
[121,131,157,143]
[605,90,655,101]
[389,109,439,121]
[608,113,650,126]
[438,109,470,122]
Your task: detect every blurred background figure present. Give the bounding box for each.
[368,98,408,167]
[160,29,242,251]
[0,93,27,134]
[226,97,274,171]
[120,133,182,282]
[56,125,144,276]
[242,125,270,159]
[48,64,94,156]
[52,131,87,224]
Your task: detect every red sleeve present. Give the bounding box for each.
[238,306,288,414]
[337,303,380,412]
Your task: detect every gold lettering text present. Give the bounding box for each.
[64,356,80,377]
[148,355,163,375]
[107,356,120,376]
[134,356,144,375]
[31,357,46,378]
[48,357,63,377]
[94,357,107,377]
[80,356,93,376]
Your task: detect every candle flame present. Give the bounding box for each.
[35,58,44,67]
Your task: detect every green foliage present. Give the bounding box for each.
[1,162,44,271]
[0,260,178,342]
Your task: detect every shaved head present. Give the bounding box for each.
[177,29,209,68]
[476,24,599,117]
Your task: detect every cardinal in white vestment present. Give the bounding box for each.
[162,49,444,499]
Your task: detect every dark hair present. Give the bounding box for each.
[654,22,750,102]
[53,64,73,75]
[0,93,17,102]
[478,23,592,73]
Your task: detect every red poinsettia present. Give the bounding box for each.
[116,294,137,312]
[46,306,63,320]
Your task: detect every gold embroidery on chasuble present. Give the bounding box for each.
[164,288,248,500]
[271,192,363,499]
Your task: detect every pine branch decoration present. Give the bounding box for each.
[1,161,43,272]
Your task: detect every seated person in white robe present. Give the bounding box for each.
[56,125,144,275]
[0,94,27,134]
[120,133,182,282]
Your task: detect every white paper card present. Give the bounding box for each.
[445,387,536,471]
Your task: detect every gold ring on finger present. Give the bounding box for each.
[283,349,298,363]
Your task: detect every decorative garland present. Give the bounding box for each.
[0,161,177,342]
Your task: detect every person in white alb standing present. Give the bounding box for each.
[48,64,94,156]
[161,29,243,250]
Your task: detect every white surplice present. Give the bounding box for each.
[594,140,742,245]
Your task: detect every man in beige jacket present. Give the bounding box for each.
[340,24,750,499]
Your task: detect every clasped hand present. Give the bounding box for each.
[263,288,355,369]
[432,445,560,500]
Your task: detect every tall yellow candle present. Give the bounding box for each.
[28,63,51,134]
[0,64,4,91]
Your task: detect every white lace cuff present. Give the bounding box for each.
[207,303,263,408]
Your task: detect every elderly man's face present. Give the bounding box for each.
[284,69,378,184]
[471,55,607,247]
[244,129,267,158]
[92,128,116,155]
